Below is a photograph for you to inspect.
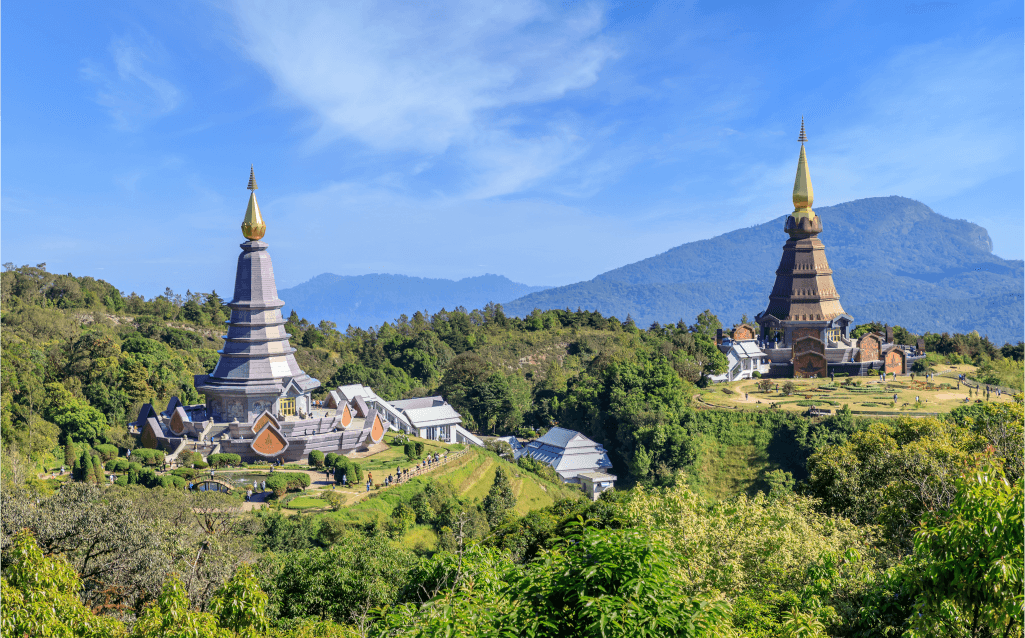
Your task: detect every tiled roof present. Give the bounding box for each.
[732,340,767,358]
[534,426,585,449]
[352,396,370,418]
[520,427,614,481]
[404,404,463,428]
[390,396,444,411]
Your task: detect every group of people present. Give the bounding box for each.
[244,479,268,501]
[341,452,452,493]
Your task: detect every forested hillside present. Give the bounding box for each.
[3,262,1021,486]
[504,197,1025,345]
[2,262,1023,637]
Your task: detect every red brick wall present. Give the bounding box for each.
[252,412,275,435]
[733,324,756,340]
[856,335,880,362]
[794,352,827,378]
[141,422,158,449]
[884,350,905,374]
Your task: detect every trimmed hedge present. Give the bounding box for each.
[308,450,325,468]
[129,448,164,466]
[105,458,130,473]
[207,453,241,468]
[331,457,364,484]
[265,471,312,498]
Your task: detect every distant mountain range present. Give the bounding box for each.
[503,197,1024,345]
[280,197,1023,345]
[278,273,549,329]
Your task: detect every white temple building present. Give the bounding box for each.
[518,427,616,489]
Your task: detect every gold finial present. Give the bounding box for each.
[242,166,266,241]
[792,121,814,218]
[247,165,259,191]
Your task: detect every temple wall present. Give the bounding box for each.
[856,335,880,362]
[883,350,906,374]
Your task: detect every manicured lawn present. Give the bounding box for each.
[284,497,329,510]
[700,369,1014,415]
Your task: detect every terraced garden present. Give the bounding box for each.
[698,366,1016,416]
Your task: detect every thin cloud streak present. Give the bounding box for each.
[229,0,617,196]
[80,35,181,130]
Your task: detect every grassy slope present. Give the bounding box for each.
[323,447,581,524]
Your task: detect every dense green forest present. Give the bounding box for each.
[2,263,1023,637]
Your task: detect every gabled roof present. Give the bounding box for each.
[520,427,614,480]
[351,396,370,418]
[731,340,767,358]
[326,390,342,408]
[164,396,182,415]
[338,384,383,404]
[534,427,592,450]
[578,471,617,481]
[404,404,462,428]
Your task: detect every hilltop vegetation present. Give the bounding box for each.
[2,261,1023,636]
[2,262,1021,489]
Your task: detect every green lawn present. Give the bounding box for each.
[285,497,328,510]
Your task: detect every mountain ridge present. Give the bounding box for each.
[278,273,549,329]
[504,197,1023,344]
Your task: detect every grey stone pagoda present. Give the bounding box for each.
[135,168,384,463]
[193,169,320,422]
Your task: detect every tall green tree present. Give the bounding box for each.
[909,458,1024,638]
[437,353,514,433]
[482,466,517,526]
[44,382,109,444]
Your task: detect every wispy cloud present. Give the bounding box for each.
[722,36,1023,227]
[81,35,181,130]
[228,0,616,197]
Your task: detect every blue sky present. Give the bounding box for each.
[3,0,1022,298]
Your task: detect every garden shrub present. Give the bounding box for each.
[308,450,324,468]
[93,444,118,461]
[207,453,241,468]
[130,448,164,466]
[265,475,289,498]
[389,504,416,538]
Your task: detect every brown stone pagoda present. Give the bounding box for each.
[756,121,854,377]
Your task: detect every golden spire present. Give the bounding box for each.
[242,166,266,241]
[792,118,814,219]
